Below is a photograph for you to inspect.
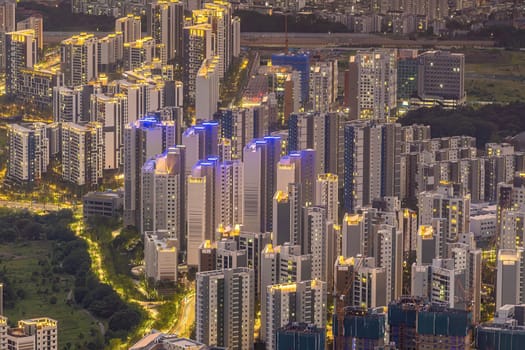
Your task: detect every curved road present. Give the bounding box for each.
[170,293,195,337]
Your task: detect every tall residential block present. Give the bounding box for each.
[348,49,397,120]
[243,136,281,233]
[60,33,98,87]
[61,122,104,186]
[123,117,177,228]
[141,146,186,250]
[196,268,254,350]
[147,0,184,62]
[6,123,49,185]
[264,280,326,350]
[5,29,37,96]
[115,14,141,43]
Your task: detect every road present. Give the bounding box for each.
[44,31,495,49]
[0,199,70,212]
[170,293,195,337]
[241,32,494,48]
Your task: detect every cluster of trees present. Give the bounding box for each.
[53,232,142,340]
[398,103,525,148]
[18,2,114,31]
[0,208,141,341]
[0,208,77,243]
[465,25,525,49]
[235,10,349,33]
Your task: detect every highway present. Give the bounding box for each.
[240,32,494,49]
[44,31,494,49]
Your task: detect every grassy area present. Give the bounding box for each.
[464,49,525,77]
[0,241,102,350]
[466,79,525,103]
[461,49,525,103]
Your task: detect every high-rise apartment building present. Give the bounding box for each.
[496,248,525,309]
[123,37,156,71]
[315,173,339,223]
[196,268,254,350]
[195,56,220,120]
[60,33,98,87]
[61,122,104,186]
[264,280,326,350]
[141,146,186,249]
[16,15,43,51]
[276,323,325,350]
[5,29,37,96]
[90,93,128,170]
[123,117,178,228]
[6,123,49,185]
[192,1,233,79]
[98,32,123,72]
[376,224,403,303]
[147,0,184,63]
[216,107,270,160]
[183,23,213,104]
[397,49,418,112]
[53,85,94,124]
[0,0,16,33]
[115,14,141,43]
[0,0,16,70]
[12,318,58,350]
[308,61,337,113]
[343,121,402,212]
[276,150,317,207]
[288,112,342,177]
[348,49,397,120]
[243,136,282,233]
[418,183,470,248]
[181,120,218,169]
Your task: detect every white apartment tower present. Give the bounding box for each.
[60,33,98,87]
[61,122,103,186]
[348,49,397,120]
[418,183,470,247]
[148,0,184,62]
[141,146,186,248]
[496,248,525,309]
[124,118,178,229]
[16,15,43,51]
[115,14,141,43]
[6,123,49,185]
[315,173,339,223]
[90,93,128,170]
[5,29,37,96]
[195,56,220,120]
[196,268,254,350]
[123,37,156,71]
[264,280,326,350]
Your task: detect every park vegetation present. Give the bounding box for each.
[398,102,525,149]
[0,208,141,348]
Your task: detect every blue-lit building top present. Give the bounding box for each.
[183,121,219,159]
[276,323,325,350]
[271,53,310,103]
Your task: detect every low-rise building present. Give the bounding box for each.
[82,190,124,219]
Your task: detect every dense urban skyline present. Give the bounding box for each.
[0,0,524,349]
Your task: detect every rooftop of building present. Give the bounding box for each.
[278,322,324,334]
